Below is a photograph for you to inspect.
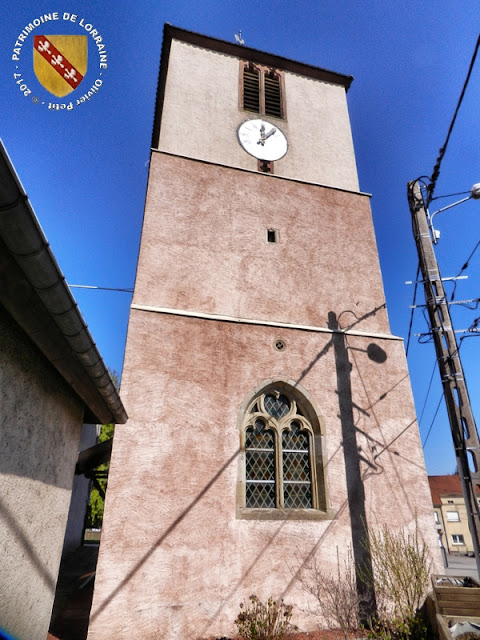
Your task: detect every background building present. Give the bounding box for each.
[88,26,440,639]
[0,142,127,640]
[429,474,480,555]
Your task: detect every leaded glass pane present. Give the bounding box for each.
[246,418,276,508]
[246,482,276,508]
[264,394,290,420]
[284,482,312,508]
[283,451,310,482]
[282,421,309,451]
[283,421,312,508]
[246,450,275,481]
[246,419,273,449]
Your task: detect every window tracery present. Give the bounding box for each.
[244,388,318,510]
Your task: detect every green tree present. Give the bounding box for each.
[86,369,119,528]
[86,422,115,528]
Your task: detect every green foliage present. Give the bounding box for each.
[364,613,428,640]
[86,369,119,529]
[235,595,297,640]
[98,422,115,443]
[85,422,114,528]
[87,482,106,528]
[86,422,114,528]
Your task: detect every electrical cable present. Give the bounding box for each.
[458,239,480,274]
[431,190,471,201]
[417,360,438,428]
[449,237,480,301]
[68,284,134,293]
[422,393,443,448]
[426,34,480,207]
[405,262,420,357]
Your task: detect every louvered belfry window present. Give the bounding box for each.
[264,71,282,118]
[243,64,260,113]
[241,62,284,119]
[244,388,318,509]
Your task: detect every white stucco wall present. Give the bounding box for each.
[0,303,84,640]
[158,40,359,191]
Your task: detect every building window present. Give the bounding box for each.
[243,385,321,510]
[446,511,460,522]
[434,511,439,523]
[241,62,285,119]
[452,534,465,545]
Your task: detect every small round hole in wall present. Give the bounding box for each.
[274,339,286,352]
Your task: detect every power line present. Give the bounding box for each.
[422,393,444,448]
[426,33,480,207]
[431,189,471,201]
[417,360,438,428]
[449,237,480,301]
[405,263,420,357]
[68,284,134,293]
[455,237,480,278]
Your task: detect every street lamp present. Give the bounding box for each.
[408,180,480,578]
[427,183,480,243]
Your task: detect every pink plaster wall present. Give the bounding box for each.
[134,153,389,334]
[88,155,440,639]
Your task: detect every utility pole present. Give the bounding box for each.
[408,180,480,577]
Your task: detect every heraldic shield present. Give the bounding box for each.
[33,35,87,97]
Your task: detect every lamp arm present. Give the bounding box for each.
[429,195,471,224]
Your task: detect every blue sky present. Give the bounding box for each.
[1,1,480,476]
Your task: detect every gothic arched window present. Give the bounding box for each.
[241,383,327,514]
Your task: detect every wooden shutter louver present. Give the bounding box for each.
[243,64,260,113]
[241,62,284,120]
[264,71,282,118]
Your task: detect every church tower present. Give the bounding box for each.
[88,26,439,640]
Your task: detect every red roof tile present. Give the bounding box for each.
[428,474,480,505]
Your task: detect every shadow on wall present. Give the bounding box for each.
[0,494,57,594]
[0,303,83,489]
[327,310,382,615]
[91,303,427,635]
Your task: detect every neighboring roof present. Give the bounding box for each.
[0,140,127,425]
[152,24,354,148]
[428,474,480,505]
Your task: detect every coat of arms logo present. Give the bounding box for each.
[33,35,87,97]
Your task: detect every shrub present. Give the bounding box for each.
[296,521,431,640]
[297,547,364,640]
[235,594,297,640]
[359,522,431,627]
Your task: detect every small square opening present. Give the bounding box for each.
[267,229,278,243]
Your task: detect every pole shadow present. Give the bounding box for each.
[327,311,377,617]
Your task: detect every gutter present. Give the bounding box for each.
[0,140,127,425]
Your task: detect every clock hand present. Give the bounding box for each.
[257,123,266,145]
[264,127,277,140]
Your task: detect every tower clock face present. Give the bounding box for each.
[237,119,288,161]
